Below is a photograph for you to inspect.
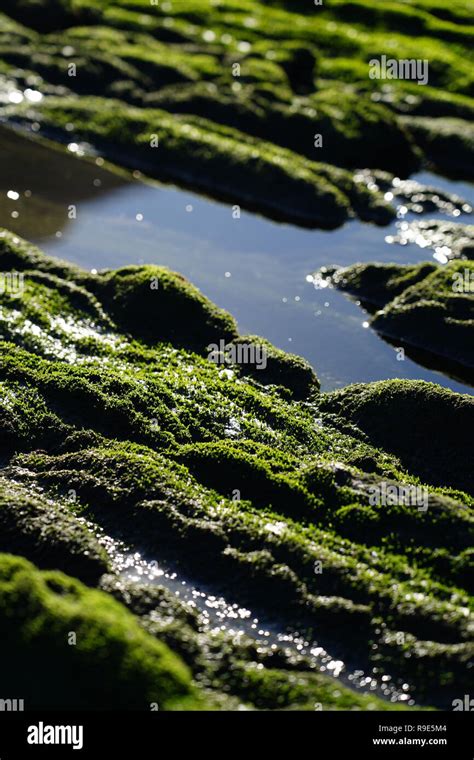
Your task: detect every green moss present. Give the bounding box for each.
[1,0,472,230]
[0,375,74,455]
[372,261,474,368]
[5,95,385,228]
[226,335,320,400]
[0,553,207,710]
[0,0,473,711]
[146,80,419,176]
[8,430,471,704]
[100,575,404,711]
[0,478,109,584]
[0,229,473,708]
[320,380,474,494]
[173,440,319,519]
[374,631,474,701]
[321,262,438,307]
[97,264,237,350]
[325,259,474,380]
[401,116,474,178]
[0,228,89,282]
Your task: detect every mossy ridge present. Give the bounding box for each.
[0,549,401,711]
[4,95,393,228]
[383,83,474,124]
[320,262,438,307]
[372,261,474,370]
[323,0,474,47]
[4,438,473,704]
[2,0,474,225]
[0,229,90,282]
[144,81,420,176]
[9,446,472,705]
[2,336,470,546]
[269,0,474,36]
[0,231,470,489]
[8,421,472,580]
[0,483,421,712]
[324,260,474,380]
[0,477,109,584]
[320,380,474,495]
[400,116,474,179]
[0,376,69,454]
[0,232,470,496]
[0,232,472,706]
[96,264,238,350]
[12,439,472,605]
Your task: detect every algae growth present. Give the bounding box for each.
[0,0,472,714]
[319,260,474,382]
[0,228,472,710]
[0,0,473,226]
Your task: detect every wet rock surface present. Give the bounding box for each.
[0,230,472,710]
[353,170,472,217]
[386,220,474,263]
[0,0,473,227]
[319,260,474,381]
[0,0,473,714]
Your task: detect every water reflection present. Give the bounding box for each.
[98,524,415,706]
[1,124,473,394]
[0,124,127,239]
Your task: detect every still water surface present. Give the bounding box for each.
[1,124,472,393]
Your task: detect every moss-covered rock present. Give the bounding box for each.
[96,265,237,351]
[0,478,109,584]
[2,0,473,229]
[148,81,420,176]
[321,262,438,307]
[0,228,89,282]
[224,335,320,400]
[320,379,474,494]
[4,96,389,228]
[0,231,472,708]
[98,575,403,711]
[322,260,474,380]
[0,553,207,710]
[0,0,473,712]
[371,261,474,372]
[374,631,474,702]
[401,116,474,179]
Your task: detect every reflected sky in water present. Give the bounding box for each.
[1,124,473,393]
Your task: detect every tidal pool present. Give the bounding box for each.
[1,124,473,393]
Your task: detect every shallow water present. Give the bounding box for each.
[1,124,473,394]
[92,522,415,707]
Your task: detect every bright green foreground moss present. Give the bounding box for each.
[0,230,472,709]
[0,553,206,710]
